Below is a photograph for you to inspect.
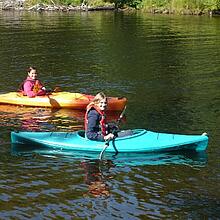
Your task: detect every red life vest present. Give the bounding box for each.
[84,104,107,136]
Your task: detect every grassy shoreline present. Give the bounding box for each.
[140,0,220,15]
[1,0,220,15]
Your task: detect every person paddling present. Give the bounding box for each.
[19,66,47,98]
[85,92,114,141]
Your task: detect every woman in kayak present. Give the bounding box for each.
[19,66,47,98]
[85,92,114,141]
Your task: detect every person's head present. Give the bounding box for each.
[92,92,108,111]
[27,66,38,80]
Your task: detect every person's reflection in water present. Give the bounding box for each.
[81,159,115,197]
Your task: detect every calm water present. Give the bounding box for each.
[0,10,220,219]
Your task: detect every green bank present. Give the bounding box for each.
[23,0,220,14]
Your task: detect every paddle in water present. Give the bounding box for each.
[99,105,127,160]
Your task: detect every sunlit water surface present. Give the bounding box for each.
[0,11,220,219]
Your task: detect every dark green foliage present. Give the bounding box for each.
[104,0,142,8]
[127,0,142,9]
[216,0,220,9]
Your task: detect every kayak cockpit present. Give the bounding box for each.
[76,129,148,140]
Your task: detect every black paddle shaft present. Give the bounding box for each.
[99,105,126,159]
[108,105,126,133]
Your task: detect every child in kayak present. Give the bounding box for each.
[19,66,47,98]
[85,92,114,141]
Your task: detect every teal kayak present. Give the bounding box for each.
[11,129,208,153]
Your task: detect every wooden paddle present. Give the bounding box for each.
[46,86,62,108]
[99,105,127,160]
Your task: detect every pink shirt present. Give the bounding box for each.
[23,77,46,97]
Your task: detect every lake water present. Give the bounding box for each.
[0,10,220,219]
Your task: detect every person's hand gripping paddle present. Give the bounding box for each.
[99,106,127,160]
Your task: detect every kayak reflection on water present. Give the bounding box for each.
[11,143,208,167]
[11,145,208,198]
[81,159,115,197]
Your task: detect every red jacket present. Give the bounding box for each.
[85,105,107,141]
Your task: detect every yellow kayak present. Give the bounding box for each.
[0,92,127,111]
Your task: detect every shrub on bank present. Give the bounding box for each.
[140,0,220,14]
